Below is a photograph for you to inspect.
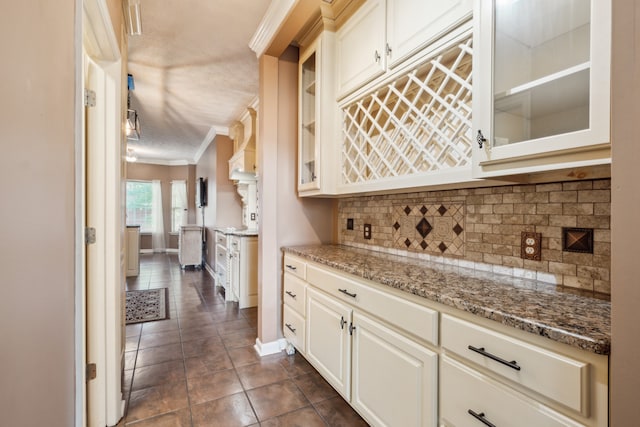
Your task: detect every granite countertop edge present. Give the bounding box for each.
[214,227,259,237]
[282,244,611,356]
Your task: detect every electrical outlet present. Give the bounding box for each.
[347,218,354,230]
[251,213,256,221]
[363,223,372,240]
[521,231,542,261]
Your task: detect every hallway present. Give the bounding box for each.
[121,253,367,426]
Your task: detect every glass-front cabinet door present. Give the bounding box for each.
[473,0,611,177]
[298,31,339,196]
[299,46,319,191]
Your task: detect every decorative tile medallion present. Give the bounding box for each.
[392,203,465,256]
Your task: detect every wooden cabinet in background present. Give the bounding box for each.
[125,225,140,277]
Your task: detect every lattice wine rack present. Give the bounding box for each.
[341,35,473,185]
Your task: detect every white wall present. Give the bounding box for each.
[0,2,76,425]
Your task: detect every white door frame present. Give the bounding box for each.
[77,1,123,426]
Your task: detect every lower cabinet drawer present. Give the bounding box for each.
[283,272,306,316]
[283,304,306,353]
[441,314,588,414]
[441,357,584,427]
[284,254,306,280]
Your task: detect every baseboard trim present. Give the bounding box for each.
[166,248,178,254]
[140,249,153,254]
[254,338,287,357]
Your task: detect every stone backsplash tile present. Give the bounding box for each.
[337,179,611,294]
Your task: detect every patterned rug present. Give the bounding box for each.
[125,288,169,324]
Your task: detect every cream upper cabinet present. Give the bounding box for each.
[386,0,472,69]
[337,0,472,98]
[298,31,339,196]
[472,0,611,178]
[336,0,386,98]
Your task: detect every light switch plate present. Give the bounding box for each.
[363,223,372,240]
[521,231,542,261]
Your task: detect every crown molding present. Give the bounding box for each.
[249,0,297,57]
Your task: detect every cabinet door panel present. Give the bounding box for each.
[352,312,438,427]
[337,0,386,97]
[306,288,352,399]
[387,0,472,68]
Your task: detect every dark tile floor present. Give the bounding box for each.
[120,253,368,426]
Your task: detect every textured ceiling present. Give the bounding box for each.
[126,0,271,164]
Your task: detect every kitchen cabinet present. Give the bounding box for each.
[178,225,203,268]
[283,251,608,427]
[125,225,140,277]
[216,230,257,308]
[214,231,230,299]
[298,31,339,196]
[306,287,353,399]
[351,312,438,427]
[337,0,472,98]
[285,254,439,426]
[472,0,611,177]
[440,313,607,426]
[228,235,258,309]
[283,255,309,352]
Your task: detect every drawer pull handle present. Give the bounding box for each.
[340,316,346,330]
[285,290,297,299]
[285,323,296,334]
[468,345,521,371]
[468,409,496,427]
[285,264,297,271]
[338,288,357,298]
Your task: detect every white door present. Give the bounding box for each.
[305,287,353,399]
[82,1,124,425]
[351,312,438,427]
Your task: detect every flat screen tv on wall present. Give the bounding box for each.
[196,177,207,208]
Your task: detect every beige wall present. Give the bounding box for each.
[195,134,243,268]
[0,2,76,425]
[610,1,640,424]
[256,48,335,349]
[126,163,195,249]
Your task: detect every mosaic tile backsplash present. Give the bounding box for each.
[338,179,611,294]
[392,203,465,256]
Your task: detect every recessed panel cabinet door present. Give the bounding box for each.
[337,0,386,97]
[305,288,353,400]
[351,312,438,427]
[386,0,472,68]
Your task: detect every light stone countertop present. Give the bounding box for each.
[282,244,611,355]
